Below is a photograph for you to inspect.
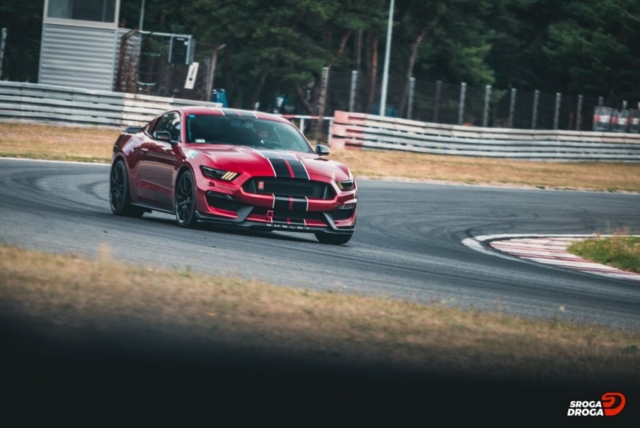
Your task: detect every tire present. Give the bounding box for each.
[110,160,144,218]
[175,170,198,228]
[315,232,353,245]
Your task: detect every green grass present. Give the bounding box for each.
[568,234,640,273]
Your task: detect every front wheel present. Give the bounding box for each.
[110,160,144,218]
[315,232,353,245]
[175,170,198,228]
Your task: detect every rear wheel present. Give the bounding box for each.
[175,170,198,228]
[315,232,353,245]
[110,160,144,218]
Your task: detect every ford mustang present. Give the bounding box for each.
[109,107,357,244]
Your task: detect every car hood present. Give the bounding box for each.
[192,146,352,182]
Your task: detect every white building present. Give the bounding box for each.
[39,0,130,91]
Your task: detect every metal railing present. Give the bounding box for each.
[0,81,221,127]
[329,111,640,162]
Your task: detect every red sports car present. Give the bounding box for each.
[109,107,357,244]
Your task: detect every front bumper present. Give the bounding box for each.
[193,176,357,234]
[194,209,356,235]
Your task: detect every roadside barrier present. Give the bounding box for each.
[330,110,640,161]
[593,106,613,132]
[629,110,640,134]
[0,81,221,127]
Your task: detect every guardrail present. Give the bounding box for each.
[329,111,640,161]
[281,114,333,138]
[0,81,221,128]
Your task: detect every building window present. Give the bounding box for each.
[47,0,116,23]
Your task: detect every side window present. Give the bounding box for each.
[154,112,181,142]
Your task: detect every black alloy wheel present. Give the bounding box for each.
[110,160,144,218]
[175,170,198,228]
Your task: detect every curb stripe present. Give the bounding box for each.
[483,236,640,282]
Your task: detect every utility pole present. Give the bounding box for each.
[206,44,226,102]
[0,28,7,80]
[139,0,146,30]
[379,0,395,117]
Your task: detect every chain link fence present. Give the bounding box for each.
[4,25,637,134]
[321,70,639,133]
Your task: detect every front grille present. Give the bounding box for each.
[243,178,335,199]
[252,207,326,221]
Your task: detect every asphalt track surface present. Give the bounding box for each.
[2,158,640,424]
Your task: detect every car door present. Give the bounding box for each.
[144,111,181,207]
[128,119,159,202]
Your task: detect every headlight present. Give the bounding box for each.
[337,180,355,191]
[201,166,239,181]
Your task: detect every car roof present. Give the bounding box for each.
[174,106,291,124]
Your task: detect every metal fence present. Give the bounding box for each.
[0,81,221,128]
[324,70,638,133]
[329,111,640,162]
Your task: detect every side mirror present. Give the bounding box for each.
[154,131,173,143]
[315,144,330,156]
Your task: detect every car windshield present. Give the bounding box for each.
[185,115,313,153]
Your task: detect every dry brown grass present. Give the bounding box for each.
[0,122,119,163]
[1,243,638,384]
[2,122,640,192]
[331,149,640,192]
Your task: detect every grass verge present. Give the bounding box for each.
[568,232,640,273]
[2,122,640,192]
[1,243,639,384]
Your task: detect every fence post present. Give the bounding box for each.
[0,28,6,80]
[458,82,467,125]
[508,88,516,128]
[407,77,415,120]
[576,95,583,130]
[433,80,442,123]
[482,85,491,127]
[349,70,358,112]
[313,66,330,144]
[532,90,539,129]
[553,93,561,130]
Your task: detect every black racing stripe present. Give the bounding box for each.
[269,158,292,178]
[261,151,308,180]
[291,197,307,212]
[273,196,307,211]
[271,151,295,160]
[287,159,309,180]
[273,196,291,210]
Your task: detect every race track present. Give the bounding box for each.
[1,157,640,330]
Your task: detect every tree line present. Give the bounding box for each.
[2,0,639,113]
